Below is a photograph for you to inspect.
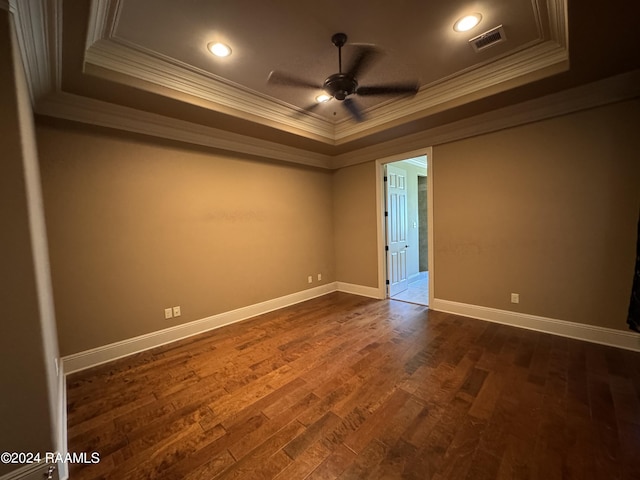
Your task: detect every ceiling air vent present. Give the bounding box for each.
[469,25,506,52]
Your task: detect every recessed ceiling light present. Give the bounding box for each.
[316,94,331,103]
[453,13,482,32]
[207,42,232,57]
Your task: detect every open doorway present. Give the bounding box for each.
[376,148,433,307]
[385,156,428,305]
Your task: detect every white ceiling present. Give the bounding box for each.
[8,0,640,162]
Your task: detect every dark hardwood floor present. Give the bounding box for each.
[66,292,640,479]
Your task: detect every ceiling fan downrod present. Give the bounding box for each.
[331,32,347,73]
[326,33,356,101]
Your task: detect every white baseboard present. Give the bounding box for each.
[335,282,383,299]
[62,283,340,374]
[430,298,640,352]
[62,287,639,376]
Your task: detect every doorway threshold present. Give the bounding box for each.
[390,271,429,306]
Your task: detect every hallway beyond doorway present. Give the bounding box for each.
[391,271,429,306]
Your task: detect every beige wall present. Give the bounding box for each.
[332,100,639,332]
[34,88,640,358]
[0,10,56,475]
[332,161,379,288]
[38,123,335,355]
[433,100,640,330]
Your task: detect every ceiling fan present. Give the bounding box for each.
[268,33,419,122]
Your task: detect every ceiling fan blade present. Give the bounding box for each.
[290,101,325,120]
[300,102,322,115]
[345,45,380,78]
[305,102,321,112]
[356,83,419,96]
[267,71,322,89]
[343,97,364,122]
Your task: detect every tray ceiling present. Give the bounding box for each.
[82,0,567,144]
[8,0,640,163]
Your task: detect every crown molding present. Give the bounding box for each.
[331,69,640,169]
[10,0,569,151]
[83,0,568,145]
[333,0,567,142]
[82,36,565,150]
[334,39,569,143]
[33,69,639,172]
[84,0,337,144]
[14,0,613,173]
[35,91,333,169]
[8,0,61,104]
[547,0,569,47]
[84,39,337,143]
[85,0,119,48]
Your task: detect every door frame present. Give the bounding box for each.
[375,147,434,305]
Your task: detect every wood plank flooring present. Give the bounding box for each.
[66,293,640,479]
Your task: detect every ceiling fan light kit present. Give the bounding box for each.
[267,32,419,122]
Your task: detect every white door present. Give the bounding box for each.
[386,164,409,296]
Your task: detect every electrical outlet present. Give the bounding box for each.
[308,276,313,284]
[164,308,173,319]
[173,306,181,317]
[317,273,322,281]
[511,293,520,304]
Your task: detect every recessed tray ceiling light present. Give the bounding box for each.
[454,14,482,32]
[208,42,232,57]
